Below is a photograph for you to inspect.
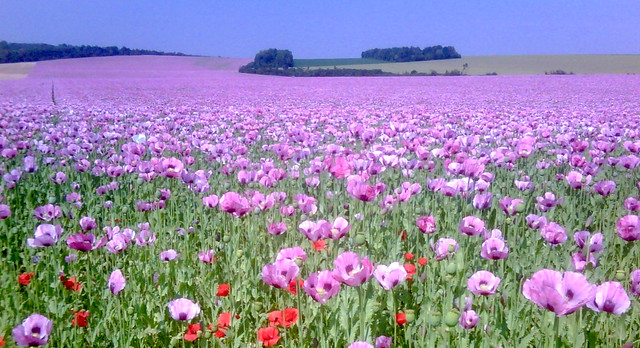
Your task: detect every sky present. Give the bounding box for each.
[1,1,639,58]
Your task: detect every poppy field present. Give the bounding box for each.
[1,57,640,347]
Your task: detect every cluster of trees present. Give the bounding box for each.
[361,45,461,62]
[0,41,187,63]
[239,48,294,73]
[240,66,395,77]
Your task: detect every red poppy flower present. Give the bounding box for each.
[287,279,304,295]
[63,276,82,292]
[209,312,233,337]
[267,311,282,327]
[0,335,5,347]
[404,252,414,261]
[396,312,407,325]
[184,323,201,342]
[282,308,298,327]
[72,310,89,327]
[418,257,428,266]
[18,272,35,286]
[397,230,407,241]
[216,283,230,297]
[257,327,280,347]
[404,264,416,281]
[312,240,326,251]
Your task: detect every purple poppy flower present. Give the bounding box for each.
[565,171,591,189]
[79,216,97,231]
[276,246,307,264]
[459,216,486,236]
[593,180,616,196]
[467,270,501,296]
[67,232,105,251]
[432,238,459,261]
[348,342,373,348]
[536,192,563,212]
[373,262,407,290]
[616,215,640,241]
[459,309,480,329]
[33,204,62,221]
[167,298,200,321]
[219,191,251,217]
[526,214,547,230]
[522,269,596,316]
[573,231,604,253]
[160,249,180,261]
[324,216,350,240]
[106,234,128,254]
[624,197,640,211]
[540,222,567,245]
[304,270,341,304]
[298,219,329,241]
[198,249,215,263]
[481,229,509,260]
[262,259,299,289]
[332,251,373,287]
[586,281,631,315]
[0,204,11,219]
[161,157,184,178]
[473,192,493,210]
[631,270,640,297]
[499,197,524,216]
[109,269,126,295]
[50,171,67,184]
[202,194,219,208]
[135,230,156,246]
[27,224,63,248]
[267,222,287,236]
[570,251,598,272]
[375,336,392,348]
[12,313,52,346]
[416,215,436,234]
[346,177,379,202]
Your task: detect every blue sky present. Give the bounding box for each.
[1,1,638,58]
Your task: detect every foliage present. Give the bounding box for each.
[361,45,461,62]
[0,41,187,63]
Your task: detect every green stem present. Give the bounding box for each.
[553,315,560,348]
[358,285,366,341]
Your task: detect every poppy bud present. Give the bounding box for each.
[127,306,134,314]
[615,269,626,281]
[427,311,441,326]
[444,310,460,327]
[236,250,244,257]
[222,235,231,243]
[354,234,366,246]
[515,202,525,213]
[204,331,212,339]
[48,196,56,204]
[445,262,457,275]
[136,178,144,185]
[404,309,415,323]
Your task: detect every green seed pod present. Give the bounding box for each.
[615,269,626,281]
[444,310,460,327]
[127,306,134,315]
[236,249,244,257]
[204,331,212,339]
[515,202,525,213]
[48,196,56,204]
[427,311,441,326]
[354,234,366,245]
[404,309,416,323]
[136,177,144,185]
[170,337,179,347]
[445,262,457,275]
[222,235,231,243]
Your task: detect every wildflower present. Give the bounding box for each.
[540,222,567,244]
[459,309,479,329]
[416,215,436,233]
[312,240,327,250]
[404,252,414,261]
[160,249,180,261]
[287,279,304,295]
[0,204,10,219]
[418,257,428,266]
[630,270,640,296]
[109,269,126,295]
[72,310,89,327]
[481,229,509,260]
[257,327,280,347]
[395,312,407,325]
[61,276,82,292]
[183,323,201,342]
[459,216,486,236]
[219,192,251,217]
[216,283,230,297]
[375,336,392,348]
[276,247,307,264]
[304,270,341,304]
[594,180,616,196]
[349,342,373,348]
[467,271,501,296]
[12,313,52,346]
[167,298,200,321]
[616,215,640,241]
[404,264,416,281]
[267,222,287,236]
[432,238,459,260]
[27,224,62,248]
[262,259,299,289]
[522,269,596,316]
[373,262,407,290]
[268,308,299,328]
[67,232,105,252]
[332,251,373,287]
[198,250,216,263]
[18,272,34,286]
[79,216,97,231]
[202,194,219,208]
[473,192,493,210]
[324,217,350,239]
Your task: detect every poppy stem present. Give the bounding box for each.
[358,285,366,341]
[553,315,560,348]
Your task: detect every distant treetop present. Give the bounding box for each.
[361,45,461,62]
[0,41,188,63]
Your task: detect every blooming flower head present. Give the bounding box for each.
[160,249,180,261]
[616,215,640,241]
[12,313,52,347]
[219,192,251,217]
[33,204,62,221]
[198,249,216,263]
[375,336,392,348]
[573,231,604,253]
[473,192,493,210]
[304,270,341,304]
[348,342,373,348]
[459,216,486,236]
[526,214,547,230]
[631,269,640,297]
[109,269,126,295]
[27,224,63,248]
[565,170,591,189]
[467,270,501,295]
[298,219,329,241]
[459,309,480,329]
[67,232,105,252]
[72,310,89,327]
[257,326,280,347]
[373,262,407,290]
[536,192,563,212]
[167,298,200,321]
[499,197,524,216]
[416,215,436,234]
[481,229,509,260]
[593,180,616,196]
[276,247,307,264]
[267,308,299,328]
[161,157,184,178]
[324,216,350,239]
[540,222,567,245]
[522,269,596,316]
[79,216,97,231]
[432,238,459,261]
[570,251,598,272]
[586,281,631,315]
[332,251,373,287]
[262,259,300,289]
[268,222,287,236]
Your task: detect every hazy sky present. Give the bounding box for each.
[1,1,639,58]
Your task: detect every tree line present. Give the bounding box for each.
[361,45,461,62]
[0,41,187,63]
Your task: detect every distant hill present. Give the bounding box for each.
[0,41,188,63]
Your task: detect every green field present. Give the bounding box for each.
[293,58,385,67]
